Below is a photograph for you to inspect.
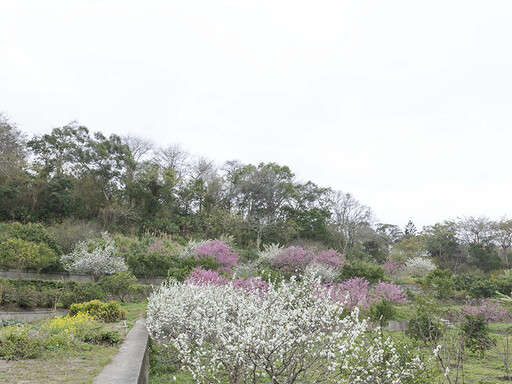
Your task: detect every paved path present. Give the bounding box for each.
[92,319,149,384]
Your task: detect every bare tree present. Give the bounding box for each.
[0,113,26,179]
[328,191,375,254]
[492,217,512,267]
[123,134,155,184]
[123,134,155,164]
[456,216,494,245]
[221,159,244,210]
[157,143,191,181]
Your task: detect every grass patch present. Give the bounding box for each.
[0,345,118,384]
[120,300,147,323]
[0,311,135,383]
[149,343,197,384]
[385,322,512,383]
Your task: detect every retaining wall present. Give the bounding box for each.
[0,309,67,322]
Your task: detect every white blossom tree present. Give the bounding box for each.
[147,275,427,383]
[405,256,436,277]
[61,232,127,281]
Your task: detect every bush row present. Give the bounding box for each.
[420,269,512,299]
[0,274,150,310]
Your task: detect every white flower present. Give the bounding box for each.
[176,239,209,259]
[304,262,338,282]
[405,257,436,277]
[60,232,127,279]
[147,274,426,383]
[257,243,283,263]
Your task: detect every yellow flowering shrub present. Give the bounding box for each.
[70,300,126,322]
[0,312,122,359]
[41,312,95,338]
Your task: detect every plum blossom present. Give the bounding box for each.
[147,274,426,383]
[194,239,239,273]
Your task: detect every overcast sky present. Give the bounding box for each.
[1,1,512,229]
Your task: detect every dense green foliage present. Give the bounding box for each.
[0,277,148,309]
[425,268,455,299]
[0,237,58,272]
[406,298,443,345]
[454,273,498,298]
[339,259,385,283]
[461,314,494,357]
[70,300,126,322]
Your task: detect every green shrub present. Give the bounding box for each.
[125,236,223,280]
[81,324,121,345]
[0,283,58,309]
[406,298,443,345]
[453,273,476,291]
[461,314,495,357]
[0,222,62,255]
[100,272,138,302]
[0,278,107,309]
[425,268,455,299]
[60,283,105,308]
[124,244,172,278]
[0,277,71,291]
[101,301,127,322]
[166,256,221,282]
[454,274,497,298]
[14,287,39,309]
[0,324,45,359]
[495,274,512,296]
[70,300,126,322]
[0,237,59,272]
[468,279,498,299]
[367,299,396,327]
[339,260,384,283]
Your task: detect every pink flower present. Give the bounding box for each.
[383,260,403,276]
[233,276,269,295]
[146,240,171,256]
[271,246,315,274]
[330,278,370,311]
[185,267,227,286]
[369,281,408,305]
[195,240,239,273]
[462,299,508,323]
[316,249,347,270]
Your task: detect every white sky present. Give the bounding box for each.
[1,0,512,229]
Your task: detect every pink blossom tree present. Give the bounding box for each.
[271,246,315,274]
[194,240,239,273]
[462,299,508,323]
[316,249,347,270]
[330,277,370,311]
[232,276,269,294]
[271,246,347,276]
[369,281,408,305]
[185,267,227,286]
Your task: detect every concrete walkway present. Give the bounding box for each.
[92,319,150,384]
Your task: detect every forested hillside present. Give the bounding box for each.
[1,113,511,273]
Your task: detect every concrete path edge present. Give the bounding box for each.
[92,318,149,384]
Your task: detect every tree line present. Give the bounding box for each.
[1,113,511,272]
